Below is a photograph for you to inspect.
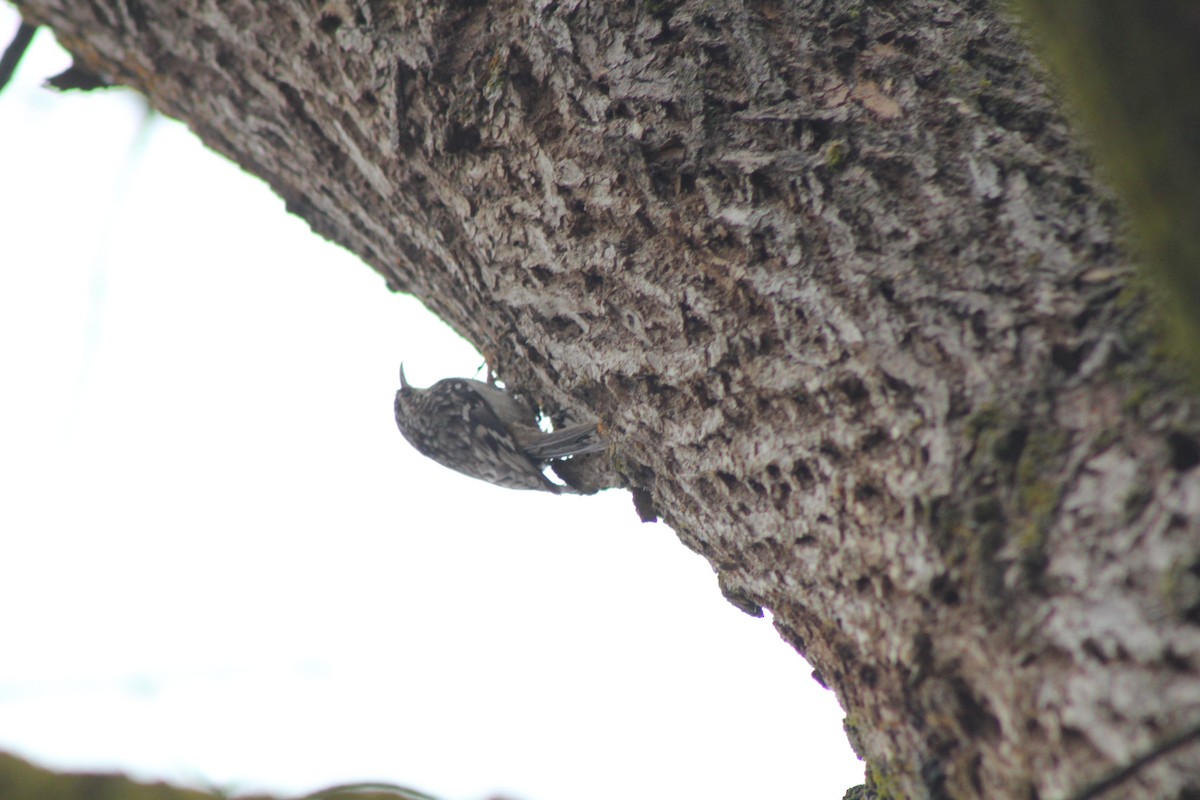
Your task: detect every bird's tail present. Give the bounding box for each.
[522,422,607,460]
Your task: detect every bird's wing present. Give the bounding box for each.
[519,422,606,460]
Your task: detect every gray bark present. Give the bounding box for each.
[16,1,1200,797]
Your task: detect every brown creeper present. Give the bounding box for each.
[393,365,605,493]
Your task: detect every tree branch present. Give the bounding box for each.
[13,2,1200,797]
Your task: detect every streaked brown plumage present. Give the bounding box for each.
[393,366,605,493]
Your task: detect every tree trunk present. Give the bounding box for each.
[16,1,1200,797]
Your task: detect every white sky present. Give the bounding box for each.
[0,8,863,799]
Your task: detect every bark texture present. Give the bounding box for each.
[17,1,1200,797]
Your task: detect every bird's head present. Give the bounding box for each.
[394,364,418,426]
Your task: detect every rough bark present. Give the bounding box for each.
[15,1,1200,798]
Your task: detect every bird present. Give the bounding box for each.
[393,365,606,493]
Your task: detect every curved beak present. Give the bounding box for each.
[399,363,410,390]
